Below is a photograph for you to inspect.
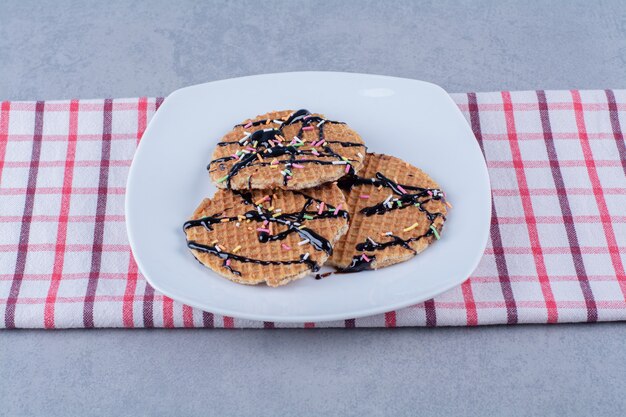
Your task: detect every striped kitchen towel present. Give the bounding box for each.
[1,90,625,328]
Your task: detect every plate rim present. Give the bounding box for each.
[125,71,492,323]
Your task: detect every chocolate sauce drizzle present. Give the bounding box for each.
[184,190,348,276]
[356,234,418,253]
[337,172,447,272]
[187,242,319,275]
[208,109,365,188]
[338,255,377,273]
[314,272,333,280]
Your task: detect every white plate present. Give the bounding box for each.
[126,72,491,322]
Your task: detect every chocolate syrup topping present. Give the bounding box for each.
[209,109,364,188]
[314,272,333,280]
[187,241,320,272]
[338,255,377,273]
[338,172,444,219]
[356,234,423,254]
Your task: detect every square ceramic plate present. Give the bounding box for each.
[126,72,491,322]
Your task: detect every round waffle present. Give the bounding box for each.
[208,109,366,190]
[328,153,449,271]
[184,183,349,287]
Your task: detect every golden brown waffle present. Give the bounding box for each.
[184,183,349,287]
[208,109,366,190]
[328,153,449,271]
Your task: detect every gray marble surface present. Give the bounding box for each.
[1,1,626,416]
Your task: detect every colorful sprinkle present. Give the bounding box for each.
[302,126,314,131]
[292,163,305,169]
[220,218,230,223]
[244,122,252,128]
[211,239,219,244]
[298,239,310,246]
[255,196,269,205]
[359,194,370,199]
[345,164,351,173]
[303,253,310,260]
[403,222,419,232]
[257,228,270,233]
[214,245,222,252]
[445,201,453,209]
[232,245,241,253]
[361,254,371,262]
[281,244,292,251]
[334,203,343,215]
[303,214,314,220]
[332,161,347,165]
[217,175,229,183]
[318,202,325,215]
[235,222,240,227]
[317,120,326,127]
[397,185,407,194]
[225,259,231,266]
[430,225,440,240]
